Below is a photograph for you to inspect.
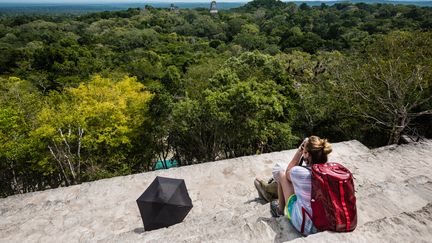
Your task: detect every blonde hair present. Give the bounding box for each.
[305,135,332,165]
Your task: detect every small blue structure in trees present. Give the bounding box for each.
[153,159,179,170]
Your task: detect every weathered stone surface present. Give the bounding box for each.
[1,140,431,242]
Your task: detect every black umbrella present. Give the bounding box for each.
[136,176,193,231]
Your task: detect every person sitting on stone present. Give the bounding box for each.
[271,135,332,236]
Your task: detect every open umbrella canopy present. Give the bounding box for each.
[136,176,193,231]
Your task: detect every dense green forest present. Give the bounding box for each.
[1,0,431,197]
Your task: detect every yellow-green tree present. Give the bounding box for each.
[0,77,44,196]
[32,76,152,185]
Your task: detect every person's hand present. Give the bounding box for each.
[299,137,309,152]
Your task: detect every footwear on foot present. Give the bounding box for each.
[265,178,278,196]
[270,200,284,217]
[254,178,272,202]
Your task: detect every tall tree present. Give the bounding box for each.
[342,31,432,144]
[32,76,152,185]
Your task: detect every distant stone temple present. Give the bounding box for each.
[170,3,179,13]
[210,1,218,15]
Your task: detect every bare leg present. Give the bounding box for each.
[277,182,285,212]
[279,171,295,210]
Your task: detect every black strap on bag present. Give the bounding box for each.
[298,155,304,167]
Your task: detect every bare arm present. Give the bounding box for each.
[285,138,307,181]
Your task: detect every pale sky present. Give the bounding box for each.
[0,0,324,3]
[1,0,248,3]
[0,0,427,3]
[0,0,146,3]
